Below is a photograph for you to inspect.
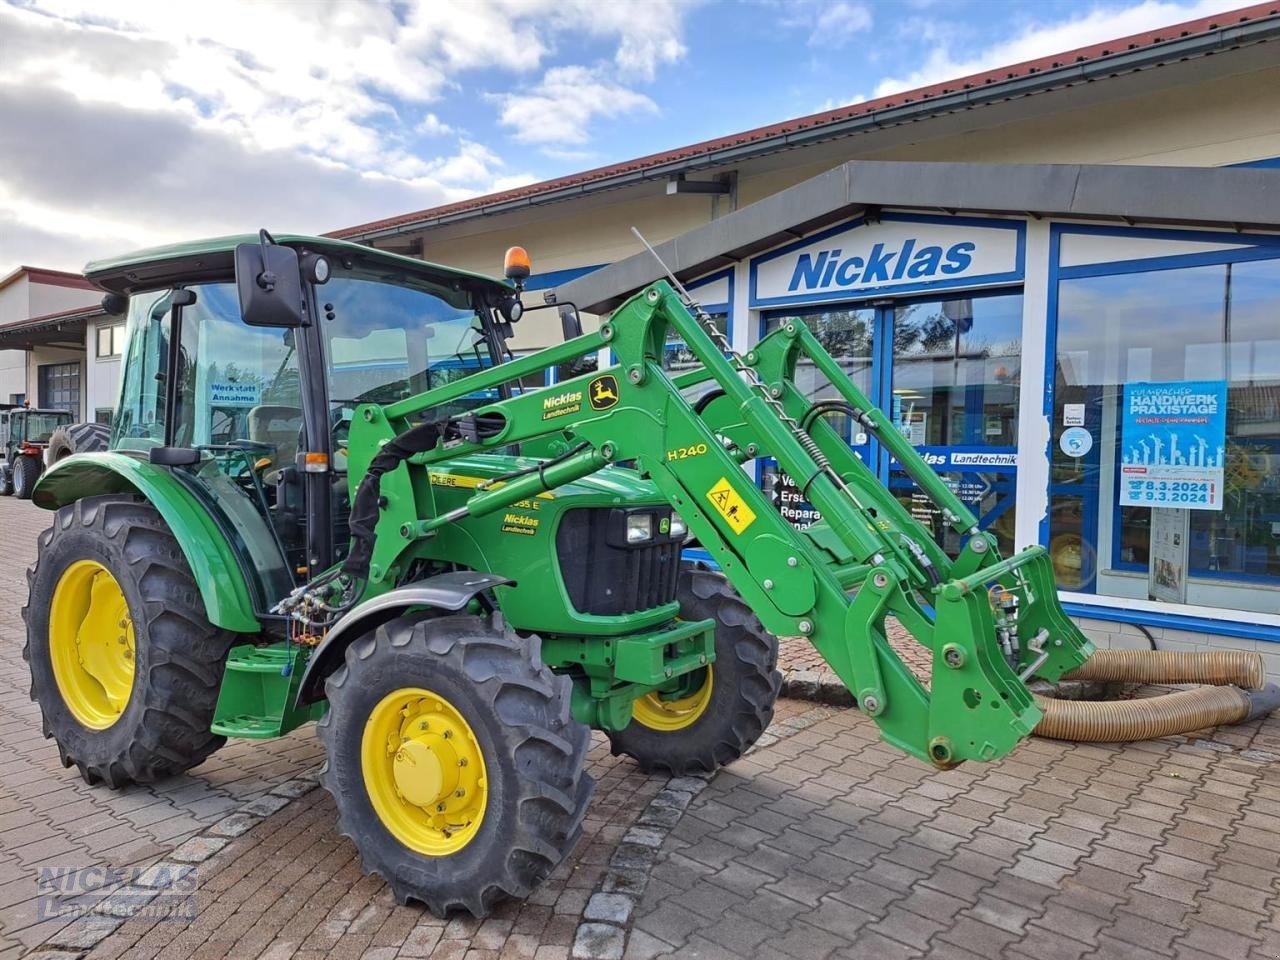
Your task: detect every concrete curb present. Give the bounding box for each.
[569,702,837,959]
[780,668,1117,709]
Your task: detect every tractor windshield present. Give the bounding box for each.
[20,413,68,443]
[321,272,502,455]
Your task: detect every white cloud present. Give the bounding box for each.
[872,0,1251,97]
[0,0,698,274]
[415,113,453,138]
[809,2,874,48]
[493,66,659,146]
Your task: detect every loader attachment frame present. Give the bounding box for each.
[345,279,1092,766]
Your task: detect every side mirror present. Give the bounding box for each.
[235,230,306,327]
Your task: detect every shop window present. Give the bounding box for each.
[96,323,124,358]
[1049,255,1280,615]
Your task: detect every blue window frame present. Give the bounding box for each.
[1043,224,1280,618]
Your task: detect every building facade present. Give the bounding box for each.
[0,266,106,418]
[330,5,1280,670]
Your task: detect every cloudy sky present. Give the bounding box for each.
[0,0,1252,276]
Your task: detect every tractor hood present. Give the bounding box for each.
[426,453,665,503]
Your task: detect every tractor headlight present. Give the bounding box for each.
[626,514,653,544]
[669,512,687,538]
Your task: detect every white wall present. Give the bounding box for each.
[372,61,1280,357]
[27,283,99,318]
[86,318,122,419]
[0,275,101,410]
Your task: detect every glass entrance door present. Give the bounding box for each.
[759,291,1023,554]
[886,293,1023,556]
[759,305,876,527]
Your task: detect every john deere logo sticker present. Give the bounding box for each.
[588,375,620,411]
[706,476,756,535]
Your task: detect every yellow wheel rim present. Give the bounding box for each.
[631,667,714,732]
[361,687,488,856]
[48,559,136,730]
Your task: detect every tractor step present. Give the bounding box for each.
[211,643,326,739]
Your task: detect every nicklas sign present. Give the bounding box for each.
[751,214,1023,307]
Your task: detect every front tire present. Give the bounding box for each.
[13,454,40,499]
[607,568,781,775]
[319,614,594,917]
[24,495,236,786]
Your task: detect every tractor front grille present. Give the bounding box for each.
[555,508,681,616]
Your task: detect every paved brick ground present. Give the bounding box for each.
[627,698,1280,960]
[73,699,823,960]
[0,497,328,957]
[5,491,1280,960]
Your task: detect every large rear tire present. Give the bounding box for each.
[13,454,40,499]
[318,614,594,917]
[24,495,236,786]
[46,422,110,464]
[607,568,781,776]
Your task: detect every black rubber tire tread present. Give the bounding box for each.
[607,568,781,776]
[318,614,594,917]
[48,422,110,464]
[23,495,237,787]
[0,465,12,496]
[13,454,40,499]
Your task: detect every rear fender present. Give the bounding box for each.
[295,571,513,705]
[33,452,261,633]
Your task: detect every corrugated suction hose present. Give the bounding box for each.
[1033,649,1280,743]
[1061,648,1265,689]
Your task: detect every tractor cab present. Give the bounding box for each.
[37,233,610,622]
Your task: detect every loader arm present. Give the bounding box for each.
[346,279,1091,766]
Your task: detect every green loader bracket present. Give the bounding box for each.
[345,278,1091,767]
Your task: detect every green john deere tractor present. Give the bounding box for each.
[25,230,1093,915]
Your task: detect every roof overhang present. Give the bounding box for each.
[0,308,100,350]
[332,6,1280,244]
[551,161,1280,314]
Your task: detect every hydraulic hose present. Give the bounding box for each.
[1034,684,1280,742]
[1061,648,1264,689]
[1033,648,1279,743]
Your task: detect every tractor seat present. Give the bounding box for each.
[247,405,303,467]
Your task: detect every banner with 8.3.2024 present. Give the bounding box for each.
[1119,380,1227,511]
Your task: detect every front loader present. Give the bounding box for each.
[27,228,1231,915]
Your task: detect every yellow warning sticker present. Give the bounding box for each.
[706,476,757,535]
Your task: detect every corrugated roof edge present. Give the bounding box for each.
[328,2,1280,242]
[0,303,102,333]
[0,265,96,292]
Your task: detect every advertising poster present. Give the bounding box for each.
[1120,380,1227,511]
[1148,507,1189,603]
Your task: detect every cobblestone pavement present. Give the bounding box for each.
[0,497,328,957]
[6,491,1280,960]
[628,699,1280,960]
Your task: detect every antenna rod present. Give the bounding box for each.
[630,227,706,315]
